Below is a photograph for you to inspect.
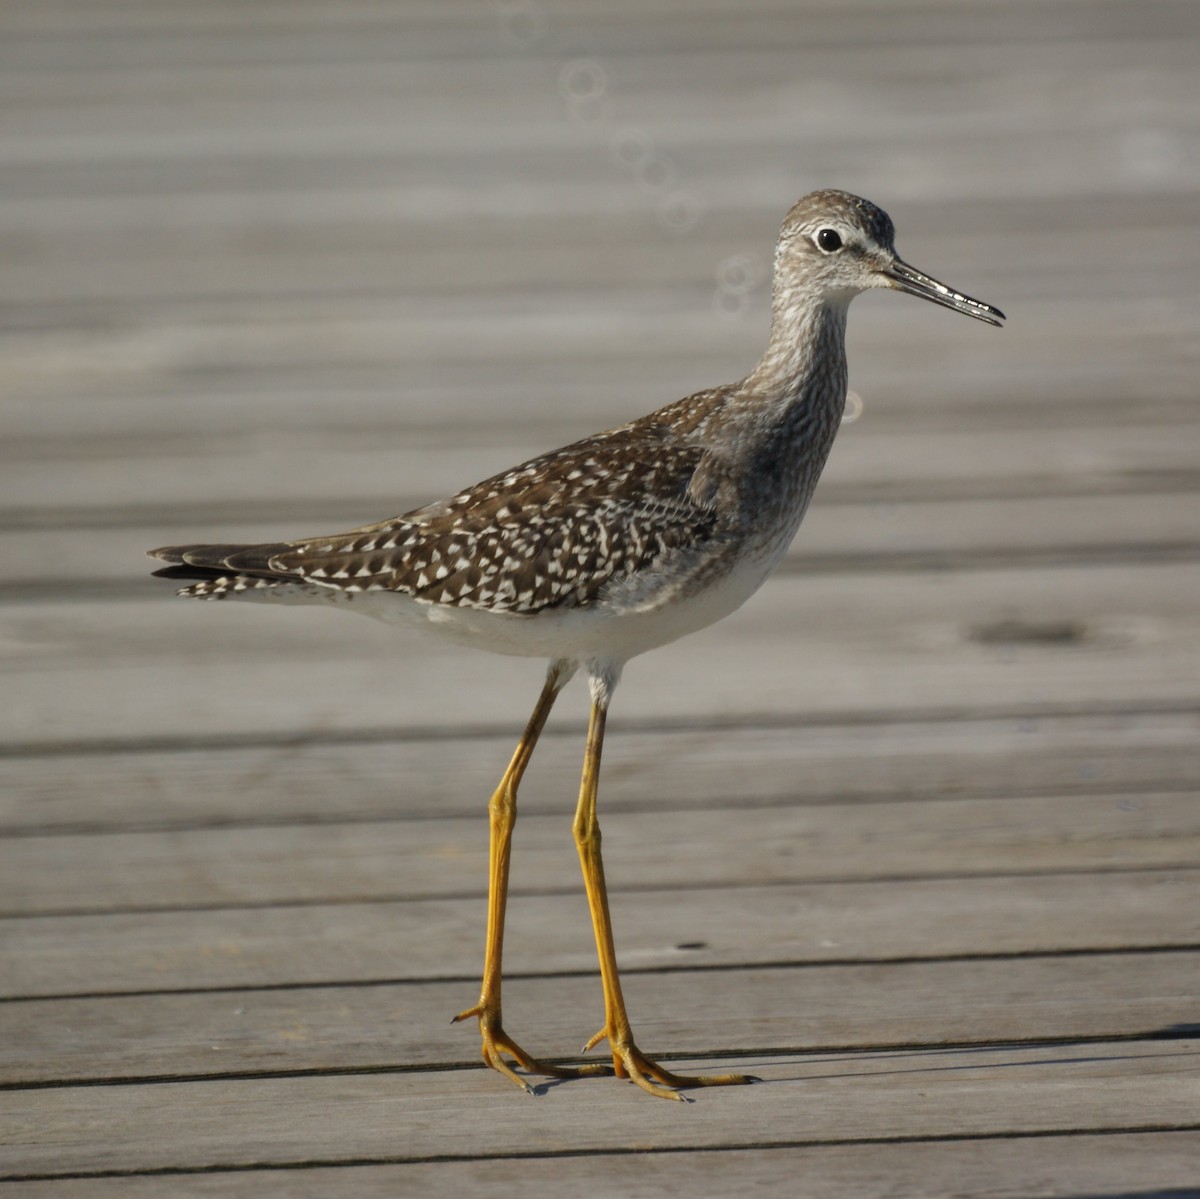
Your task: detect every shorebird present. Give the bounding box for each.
[151,190,1003,1100]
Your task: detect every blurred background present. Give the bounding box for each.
[3,0,1197,749]
[3,1,1200,1181]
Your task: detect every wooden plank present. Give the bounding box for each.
[6,870,1198,999]
[2,182,1195,309]
[4,791,1196,916]
[3,353,1195,463]
[4,311,1188,464]
[6,403,1197,516]
[0,186,1192,282]
[2,1040,1194,1178]
[0,0,1196,1187]
[3,563,1196,746]
[1,40,1192,176]
[6,491,1199,592]
[0,703,1189,825]
[2,1131,1197,1199]
[4,41,1192,170]
[20,181,1193,306]
[2,0,1189,53]
[0,951,1192,1086]
[2,709,1196,835]
[2,0,1192,44]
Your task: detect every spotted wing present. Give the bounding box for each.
[152,414,725,614]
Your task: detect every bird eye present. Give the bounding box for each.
[815,228,843,253]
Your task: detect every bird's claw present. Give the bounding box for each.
[454,1002,610,1093]
[581,1027,758,1100]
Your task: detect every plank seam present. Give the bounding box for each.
[3,943,1197,1005]
[3,861,1197,922]
[5,1123,1200,1183]
[3,783,1197,838]
[2,697,1196,760]
[4,1028,1198,1094]
[6,539,1200,604]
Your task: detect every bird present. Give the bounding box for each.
[150,189,1004,1100]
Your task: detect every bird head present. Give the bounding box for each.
[774,190,1004,327]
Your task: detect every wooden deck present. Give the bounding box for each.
[2,0,1199,1193]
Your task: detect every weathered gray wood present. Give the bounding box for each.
[3,792,1195,916]
[1,296,1194,440]
[5,418,1198,518]
[3,323,1194,460]
[2,709,1194,833]
[6,870,1198,1000]
[0,951,1192,1087]
[2,1040,1194,1178]
[2,1131,1196,1199]
[4,563,1197,745]
[3,0,1198,1185]
[6,491,1199,594]
[0,187,1194,306]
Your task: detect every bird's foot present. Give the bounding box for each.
[581,1027,760,1101]
[453,1002,610,1094]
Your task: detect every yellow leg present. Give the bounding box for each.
[574,696,758,1100]
[453,662,608,1092]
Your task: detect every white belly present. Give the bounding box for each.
[341,534,787,667]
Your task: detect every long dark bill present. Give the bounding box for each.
[886,258,1005,326]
